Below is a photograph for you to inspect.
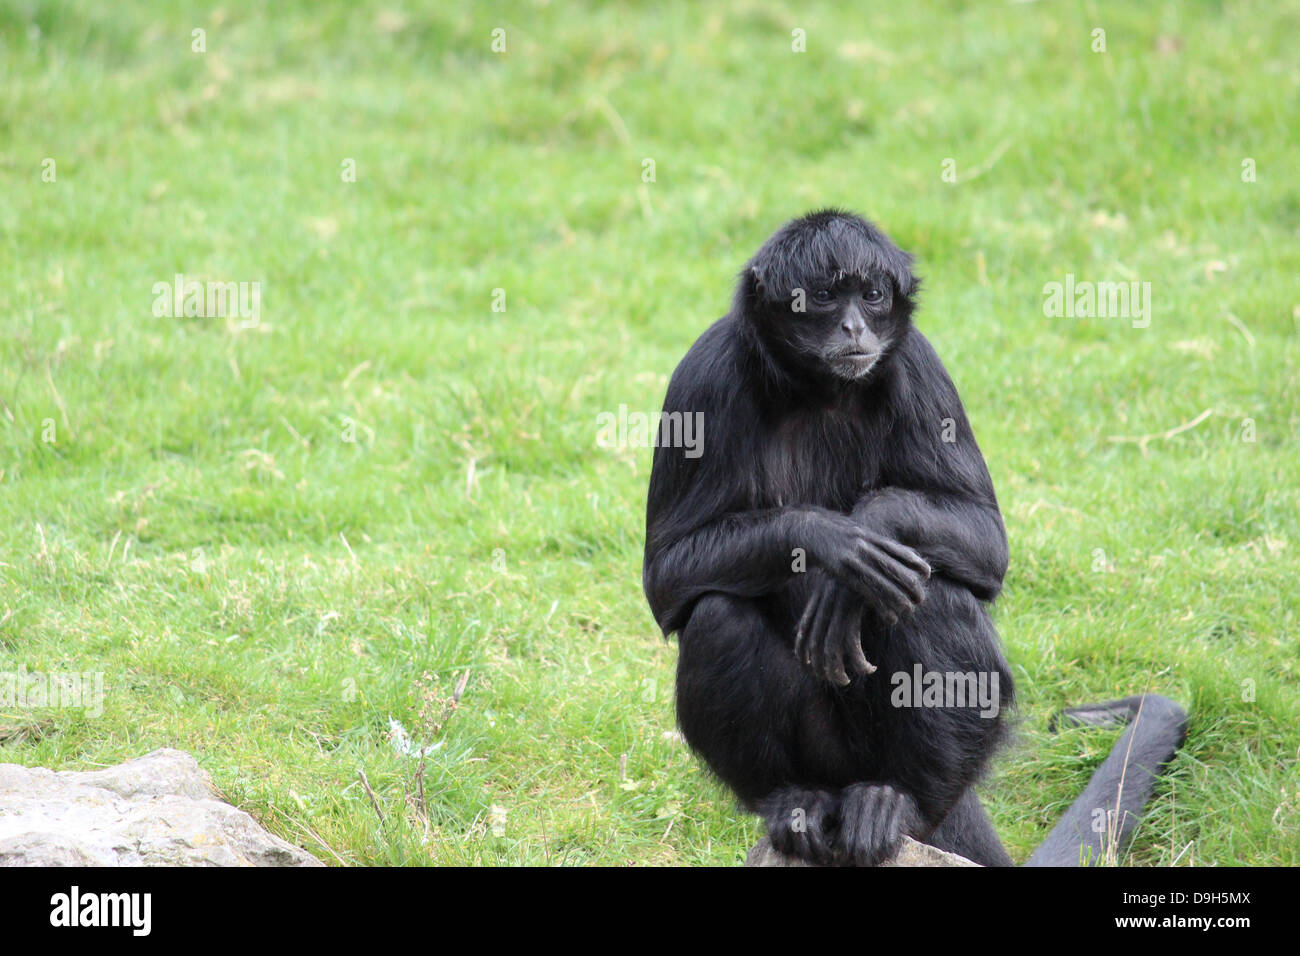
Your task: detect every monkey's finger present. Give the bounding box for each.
[819,590,865,685]
[838,554,889,596]
[879,788,918,857]
[795,585,824,662]
[804,588,837,677]
[884,563,928,607]
[869,535,931,579]
[868,548,930,600]
[835,601,874,676]
[794,586,826,661]
[837,555,909,625]
[818,599,851,687]
[862,544,928,606]
[845,552,914,614]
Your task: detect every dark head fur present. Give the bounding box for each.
[731,209,920,394]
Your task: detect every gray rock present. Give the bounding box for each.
[745,835,979,867]
[0,748,322,867]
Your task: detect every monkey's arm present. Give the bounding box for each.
[644,505,928,637]
[643,507,808,635]
[853,490,1007,601]
[857,332,1008,600]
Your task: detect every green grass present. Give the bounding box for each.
[1,0,1297,866]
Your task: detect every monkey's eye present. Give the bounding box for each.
[812,289,834,304]
[864,288,884,304]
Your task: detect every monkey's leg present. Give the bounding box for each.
[925,789,1014,866]
[676,593,850,864]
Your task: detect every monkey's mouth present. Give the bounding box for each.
[832,351,881,377]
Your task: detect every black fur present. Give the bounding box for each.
[643,209,1186,866]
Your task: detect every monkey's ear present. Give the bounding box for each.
[884,250,919,299]
[733,265,767,315]
[895,269,919,299]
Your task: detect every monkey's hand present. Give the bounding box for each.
[807,512,931,624]
[794,571,873,686]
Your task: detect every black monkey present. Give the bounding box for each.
[643,210,1186,866]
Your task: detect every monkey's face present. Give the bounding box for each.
[749,269,910,383]
[793,275,898,380]
[738,211,918,385]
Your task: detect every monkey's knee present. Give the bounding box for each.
[677,594,765,685]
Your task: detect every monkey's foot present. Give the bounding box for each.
[757,786,840,866]
[834,783,922,866]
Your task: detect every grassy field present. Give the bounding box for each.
[2,0,1297,866]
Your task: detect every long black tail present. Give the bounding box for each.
[1025,694,1188,867]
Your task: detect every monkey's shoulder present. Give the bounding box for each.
[662,314,762,416]
[894,329,962,394]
